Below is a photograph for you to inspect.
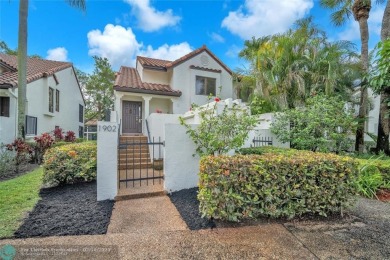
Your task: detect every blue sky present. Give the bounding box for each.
[0,0,385,74]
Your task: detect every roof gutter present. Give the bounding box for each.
[113,86,182,97]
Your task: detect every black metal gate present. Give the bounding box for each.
[118,136,164,188]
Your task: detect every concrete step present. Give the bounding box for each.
[118,158,150,164]
[118,163,154,170]
[120,136,148,142]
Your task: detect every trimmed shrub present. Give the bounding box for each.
[43,142,97,186]
[238,146,298,156]
[198,152,359,221]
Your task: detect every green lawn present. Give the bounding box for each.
[0,167,43,238]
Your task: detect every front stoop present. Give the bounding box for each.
[115,184,166,201]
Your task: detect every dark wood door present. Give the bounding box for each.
[122,101,142,133]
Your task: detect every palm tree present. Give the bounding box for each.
[320,0,373,153]
[17,0,86,138]
[376,0,390,154]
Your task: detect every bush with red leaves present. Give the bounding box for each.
[6,139,33,166]
[33,133,54,164]
[64,131,76,142]
[53,127,64,141]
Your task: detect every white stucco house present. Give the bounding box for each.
[113,45,234,135]
[0,53,85,144]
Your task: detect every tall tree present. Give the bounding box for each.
[84,57,115,122]
[17,0,85,138]
[239,17,359,109]
[374,0,390,155]
[320,0,372,153]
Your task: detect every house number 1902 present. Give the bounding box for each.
[99,125,117,132]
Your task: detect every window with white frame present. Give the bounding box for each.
[195,76,216,96]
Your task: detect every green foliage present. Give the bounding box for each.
[271,94,357,153]
[249,95,279,115]
[43,142,97,186]
[180,100,257,156]
[356,164,383,199]
[239,17,359,109]
[238,146,297,156]
[370,39,390,96]
[83,56,115,122]
[198,152,359,221]
[0,145,16,176]
[0,167,42,238]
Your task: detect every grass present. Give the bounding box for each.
[0,167,43,238]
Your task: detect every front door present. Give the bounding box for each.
[122,101,142,134]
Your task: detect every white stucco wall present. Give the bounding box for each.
[142,70,171,85]
[26,67,84,138]
[170,50,233,114]
[366,89,380,141]
[149,98,171,114]
[97,121,118,201]
[164,123,200,193]
[0,89,17,144]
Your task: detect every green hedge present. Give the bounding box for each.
[43,142,97,186]
[238,146,298,156]
[198,152,359,221]
[356,158,390,188]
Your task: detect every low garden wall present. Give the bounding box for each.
[198,149,359,221]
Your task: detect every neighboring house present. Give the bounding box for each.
[84,119,98,140]
[352,88,381,143]
[113,45,234,135]
[0,53,85,144]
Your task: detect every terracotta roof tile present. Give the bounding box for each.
[136,45,232,75]
[137,56,171,69]
[0,53,72,88]
[114,66,181,97]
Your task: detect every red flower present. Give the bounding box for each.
[214,97,221,102]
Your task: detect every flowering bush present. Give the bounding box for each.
[180,99,257,156]
[43,142,97,186]
[64,131,76,142]
[53,127,64,141]
[6,139,33,166]
[32,133,54,164]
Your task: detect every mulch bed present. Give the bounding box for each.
[14,181,114,238]
[0,164,39,182]
[169,188,216,230]
[377,189,390,202]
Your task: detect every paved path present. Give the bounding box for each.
[108,196,187,234]
[1,197,389,259]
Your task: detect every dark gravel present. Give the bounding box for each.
[169,188,215,230]
[14,181,114,238]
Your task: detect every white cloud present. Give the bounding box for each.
[338,6,384,41]
[140,43,192,61]
[225,45,241,58]
[87,24,141,68]
[46,47,68,61]
[209,32,225,43]
[124,0,181,32]
[87,24,192,69]
[221,0,314,39]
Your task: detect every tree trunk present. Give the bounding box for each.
[355,15,370,153]
[376,0,390,155]
[17,0,28,139]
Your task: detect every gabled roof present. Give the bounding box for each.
[114,66,181,97]
[136,45,233,75]
[0,53,72,88]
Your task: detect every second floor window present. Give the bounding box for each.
[49,87,54,113]
[79,104,83,123]
[56,90,60,112]
[196,76,216,96]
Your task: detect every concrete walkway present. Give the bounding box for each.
[108,196,187,234]
[1,197,389,259]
